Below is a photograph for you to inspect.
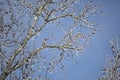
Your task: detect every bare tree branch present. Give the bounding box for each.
[0,0,101,80]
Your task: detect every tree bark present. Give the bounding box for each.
[0,71,9,80]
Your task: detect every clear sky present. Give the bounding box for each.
[51,0,120,80]
[1,0,120,80]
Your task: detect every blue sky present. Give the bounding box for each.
[51,0,120,80]
[1,0,120,80]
